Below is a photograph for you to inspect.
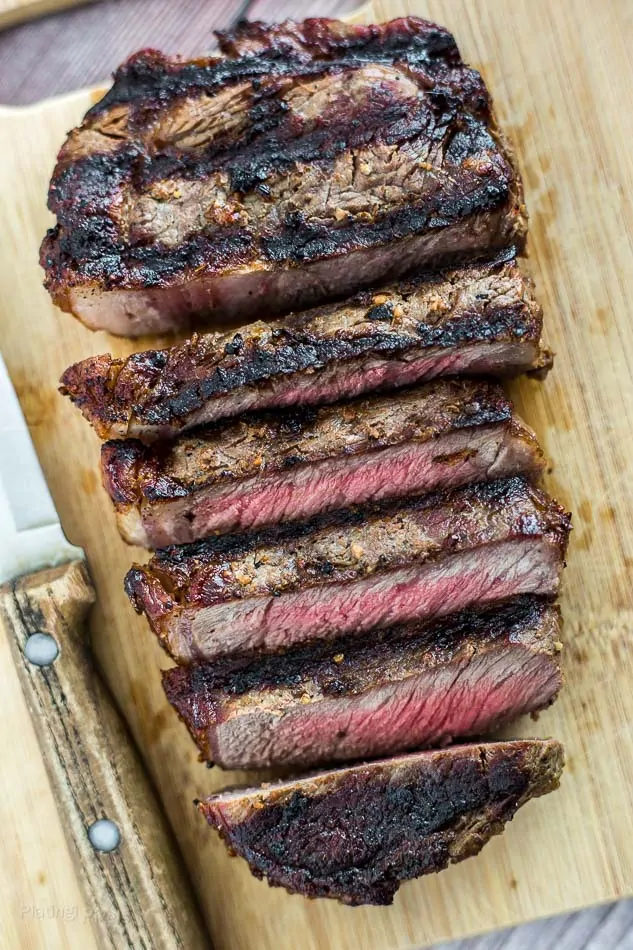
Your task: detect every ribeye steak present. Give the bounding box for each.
[102,377,545,546]
[60,254,548,442]
[164,597,562,770]
[125,477,571,662]
[43,17,527,335]
[199,738,563,904]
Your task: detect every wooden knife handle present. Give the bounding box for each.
[0,560,209,950]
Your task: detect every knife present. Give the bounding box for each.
[0,354,209,950]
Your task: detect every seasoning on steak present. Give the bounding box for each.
[164,597,562,770]
[42,17,527,337]
[198,738,564,905]
[125,476,571,663]
[60,255,549,442]
[102,378,545,547]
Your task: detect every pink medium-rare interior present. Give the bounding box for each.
[165,538,562,661]
[68,211,512,337]
[140,423,541,546]
[209,643,562,769]
[135,340,539,440]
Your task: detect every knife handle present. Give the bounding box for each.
[0,560,209,950]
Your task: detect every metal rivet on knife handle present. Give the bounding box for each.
[24,632,59,666]
[88,819,121,854]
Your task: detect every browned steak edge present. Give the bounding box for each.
[123,476,571,625]
[42,17,525,309]
[59,254,544,440]
[197,739,564,904]
[100,378,517,506]
[162,596,561,761]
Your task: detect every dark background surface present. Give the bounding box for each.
[0,0,358,104]
[0,2,631,948]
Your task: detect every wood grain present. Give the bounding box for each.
[0,0,93,31]
[0,1,632,948]
[429,899,633,950]
[0,0,359,106]
[0,561,209,950]
[0,574,96,950]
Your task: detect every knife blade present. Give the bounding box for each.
[0,355,208,950]
[0,353,83,584]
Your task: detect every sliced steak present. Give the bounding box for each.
[125,477,571,662]
[60,255,549,442]
[42,17,527,337]
[164,597,562,770]
[102,378,545,547]
[199,738,564,905]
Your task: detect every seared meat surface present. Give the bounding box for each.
[125,477,571,662]
[199,738,564,905]
[60,254,548,442]
[164,597,562,770]
[46,12,567,903]
[102,378,545,546]
[42,17,526,336]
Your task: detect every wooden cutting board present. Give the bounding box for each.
[1,0,632,947]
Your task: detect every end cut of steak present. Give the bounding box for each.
[102,378,545,547]
[60,255,549,442]
[125,476,571,663]
[199,738,564,905]
[42,17,527,336]
[164,597,562,771]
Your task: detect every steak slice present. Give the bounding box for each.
[102,378,545,547]
[42,17,527,337]
[164,597,562,771]
[125,477,571,663]
[199,738,564,905]
[60,254,549,442]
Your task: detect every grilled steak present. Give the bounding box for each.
[199,738,563,905]
[60,255,549,442]
[42,17,527,337]
[164,597,562,770]
[125,477,571,662]
[103,378,545,547]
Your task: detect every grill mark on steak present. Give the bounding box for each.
[163,597,562,770]
[101,378,545,546]
[41,17,527,335]
[125,476,571,662]
[87,19,485,116]
[60,254,549,442]
[158,541,562,660]
[198,738,564,905]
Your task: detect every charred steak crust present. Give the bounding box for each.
[163,597,562,769]
[198,739,564,905]
[42,17,526,334]
[124,476,571,662]
[60,254,547,441]
[101,377,546,546]
[102,378,516,505]
[165,596,559,699]
[125,475,571,610]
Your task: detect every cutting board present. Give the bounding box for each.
[1,1,632,947]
